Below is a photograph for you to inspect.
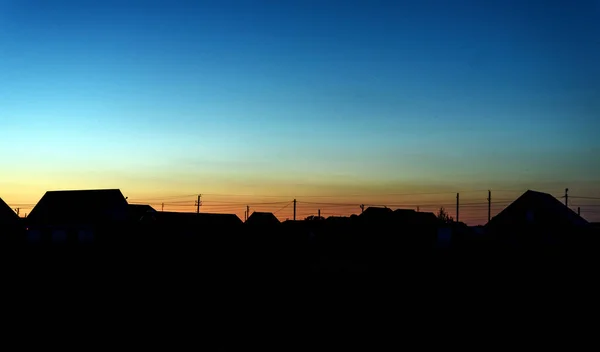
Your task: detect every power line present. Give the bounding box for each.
[127,194,198,201]
[570,202,600,208]
[7,188,574,205]
[146,200,199,204]
[299,201,359,206]
[274,201,293,214]
[203,200,291,205]
[298,200,514,207]
[131,201,290,207]
[158,190,495,199]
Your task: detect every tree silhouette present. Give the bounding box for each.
[437,207,454,223]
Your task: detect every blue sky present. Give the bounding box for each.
[0,0,599,206]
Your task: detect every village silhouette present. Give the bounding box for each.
[1,188,599,274]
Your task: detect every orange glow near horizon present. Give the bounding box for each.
[3,185,600,225]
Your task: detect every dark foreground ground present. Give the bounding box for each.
[2,228,598,343]
[3,226,599,278]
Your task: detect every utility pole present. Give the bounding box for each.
[161,203,164,212]
[246,205,250,220]
[487,190,491,222]
[360,204,365,213]
[293,199,297,221]
[565,188,569,207]
[195,194,202,214]
[318,209,321,218]
[417,206,420,212]
[456,193,460,223]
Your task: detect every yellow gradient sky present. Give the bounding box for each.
[1,0,599,225]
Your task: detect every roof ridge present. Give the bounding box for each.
[46,189,122,192]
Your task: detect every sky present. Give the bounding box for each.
[1,0,599,223]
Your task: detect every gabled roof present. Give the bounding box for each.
[27,189,129,225]
[0,198,20,226]
[486,190,588,228]
[359,207,393,220]
[392,209,438,225]
[246,211,280,225]
[128,204,156,222]
[361,207,393,215]
[141,211,242,227]
[415,212,438,223]
[392,208,416,219]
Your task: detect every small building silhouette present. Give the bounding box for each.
[359,207,393,222]
[245,211,280,226]
[392,209,438,226]
[325,216,354,226]
[140,211,242,231]
[128,204,156,222]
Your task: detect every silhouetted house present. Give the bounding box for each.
[323,216,357,240]
[471,226,486,235]
[322,215,361,253]
[415,211,439,225]
[128,204,156,222]
[0,198,19,226]
[357,207,396,244]
[26,189,129,244]
[325,216,354,227]
[392,208,416,222]
[281,219,307,228]
[141,211,242,228]
[359,207,393,223]
[282,219,324,239]
[392,208,433,227]
[485,190,589,248]
[393,209,454,247]
[281,219,315,245]
[0,198,21,238]
[139,211,242,240]
[392,209,438,226]
[245,212,280,227]
[378,208,440,249]
[486,190,588,229]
